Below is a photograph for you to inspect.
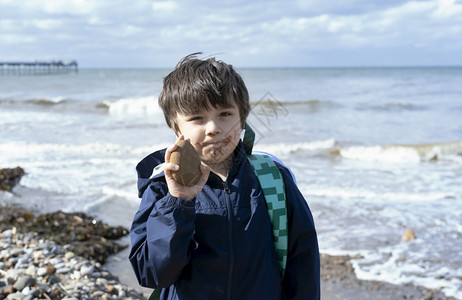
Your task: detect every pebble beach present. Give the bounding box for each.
[0,203,145,300]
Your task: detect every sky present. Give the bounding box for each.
[1,0,461,68]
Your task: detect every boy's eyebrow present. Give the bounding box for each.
[218,103,237,109]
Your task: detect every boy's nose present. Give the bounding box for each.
[205,119,222,135]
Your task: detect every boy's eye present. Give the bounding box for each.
[220,112,232,117]
[188,116,203,121]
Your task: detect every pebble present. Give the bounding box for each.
[80,265,94,276]
[0,230,145,300]
[402,228,417,242]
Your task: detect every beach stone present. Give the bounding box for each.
[45,264,56,275]
[3,285,15,295]
[92,290,105,297]
[47,275,60,284]
[6,291,25,300]
[20,286,31,295]
[0,167,25,192]
[50,285,63,298]
[170,139,202,186]
[402,228,417,242]
[25,265,36,276]
[13,275,36,291]
[14,257,29,268]
[56,267,71,274]
[36,267,48,277]
[23,288,40,300]
[31,250,44,261]
[105,284,117,294]
[96,278,108,286]
[2,229,13,237]
[54,262,65,269]
[80,265,94,276]
[71,270,81,280]
[6,269,21,281]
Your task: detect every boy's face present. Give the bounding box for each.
[175,100,242,167]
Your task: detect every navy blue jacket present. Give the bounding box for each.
[129,142,320,299]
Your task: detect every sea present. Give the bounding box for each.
[1,66,461,298]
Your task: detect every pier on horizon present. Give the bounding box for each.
[0,60,78,75]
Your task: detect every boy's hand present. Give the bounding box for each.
[164,136,210,200]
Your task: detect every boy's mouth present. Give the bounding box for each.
[203,141,224,147]
[201,137,230,147]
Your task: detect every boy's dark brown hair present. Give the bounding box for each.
[158,53,250,133]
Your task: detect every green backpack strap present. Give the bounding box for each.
[247,154,288,277]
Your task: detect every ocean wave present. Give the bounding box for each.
[339,141,462,163]
[305,186,455,202]
[0,95,162,116]
[97,96,161,115]
[254,139,337,156]
[254,139,462,164]
[0,97,70,107]
[357,102,426,112]
[24,97,69,106]
[0,141,163,161]
[250,99,339,113]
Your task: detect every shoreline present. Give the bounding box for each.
[105,242,454,300]
[1,203,455,300]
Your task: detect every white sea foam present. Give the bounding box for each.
[101,186,138,202]
[340,145,422,163]
[349,245,462,299]
[339,141,462,164]
[0,142,162,161]
[103,96,160,116]
[254,139,336,156]
[0,142,166,199]
[302,185,455,203]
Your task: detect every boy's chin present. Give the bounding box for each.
[200,150,233,165]
[201,154,228,165]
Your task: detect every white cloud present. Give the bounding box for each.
[152,1,178,11]
[20,0,97,15]
[433,0,462,18]
[0,0,461,67]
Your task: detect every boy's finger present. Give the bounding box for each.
[166,135,184,162]
[195,165,210,186]
[165,143,177,163]
[164,162,179,172]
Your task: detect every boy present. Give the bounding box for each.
[129,53,320,299]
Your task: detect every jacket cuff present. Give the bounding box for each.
[163,193,196,209]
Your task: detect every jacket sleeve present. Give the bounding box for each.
[279,166,321,300]
[129,180,197,288]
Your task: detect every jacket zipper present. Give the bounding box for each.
[223,181,233,300]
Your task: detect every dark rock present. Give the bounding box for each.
[47,275,61,285]
[0,167,25,192]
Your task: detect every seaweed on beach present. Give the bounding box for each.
[0,206,128,264]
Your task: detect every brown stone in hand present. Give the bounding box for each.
[170,140,201,186]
